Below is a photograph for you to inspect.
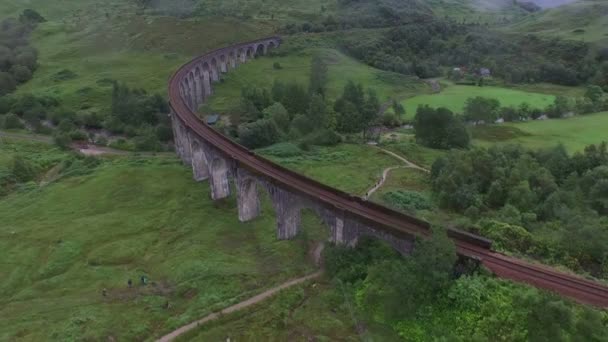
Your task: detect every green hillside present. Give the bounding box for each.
[506,0,608,43]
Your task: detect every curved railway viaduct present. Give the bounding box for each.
[168,36,608,308]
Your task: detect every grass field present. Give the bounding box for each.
[258,143,399,195]
[0,145,333,340]
[207,48,426,112]
[400,83,556,119]
[472,111,608,152]
[180,279,400,341]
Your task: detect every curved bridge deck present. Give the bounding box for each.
[167,36,608,308]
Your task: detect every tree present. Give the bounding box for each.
[238,119,280,148]
[11,155,37,182]
[361,89,380,139]
[9,65,32,83]
[306,93,327,129]
[360,231,457,322]
[20,9,46,23]
[413,105,469,149]
[0,72,16,96]
[464,96,500,123]
[263,102,290,132]
[2,113,23,129]
[392,99,405,116]
[282,83,308,115]
[584,85,604,103]
[309,54,328,96]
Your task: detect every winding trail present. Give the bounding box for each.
[157,243,325,341]
[364,147,429,199]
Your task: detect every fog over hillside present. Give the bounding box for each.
[531,0,579,8]
[473,0,579,10]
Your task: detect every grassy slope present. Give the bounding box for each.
[400,83,556,119]
[472,111,608,152]
[0,153,330,340]
[208,47,426,112]
[505,0,608,44]
[180,279,401,341]
[4,0,273,114]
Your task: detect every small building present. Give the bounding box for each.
[480,68,491,77]
[206,114,220,125]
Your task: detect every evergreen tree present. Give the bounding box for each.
[309,54,328,97]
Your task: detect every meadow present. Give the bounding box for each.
[258,143,400,195]
[179,279,401,341]
[400,83,556,119]
[207,48,426,112]
[0,146,332,340]
[472,111,608,152]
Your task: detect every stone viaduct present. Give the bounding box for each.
[169,36,430,255]
[167,37,608,307]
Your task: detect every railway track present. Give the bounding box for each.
[168,37,608,308]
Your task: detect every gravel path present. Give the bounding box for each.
[364,147,430,199]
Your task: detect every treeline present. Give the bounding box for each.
[0,9,45,96]
[227,55,380,149]
[341,20,607,87]
[464,86,607,124]
[325,234,607,340]
[412,87,606,150]
[431,143,608,277]
[0,82,172,152]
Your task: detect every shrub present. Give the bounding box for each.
[11,155,37,182]
[257,142,303,158]
[381,112,401,127]
[477,219,534,253]
[382,190,432,212]
[3,113,24,129]
[20,9,46,23]
[53,133,72,149]
[52,69,77,82]
[273,62,282,70]
[238,119,280,148]
[9,65,32,83]
[0,72,17,96]
[302,128,342,146]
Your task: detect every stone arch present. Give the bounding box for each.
[238,48,246,63]
[266,41,276,52]
[190,136,209,182]
[201,62,212,97]
[236,169,261,222]
[228,50,237,68]
[184,76,194,110]
[189,71,199,109]
[246,46,254,59]
[219,54,228,72]
[255,44,265,56]
[210,57,219,81]
[209,156,231,200]
[194,66,204,104]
